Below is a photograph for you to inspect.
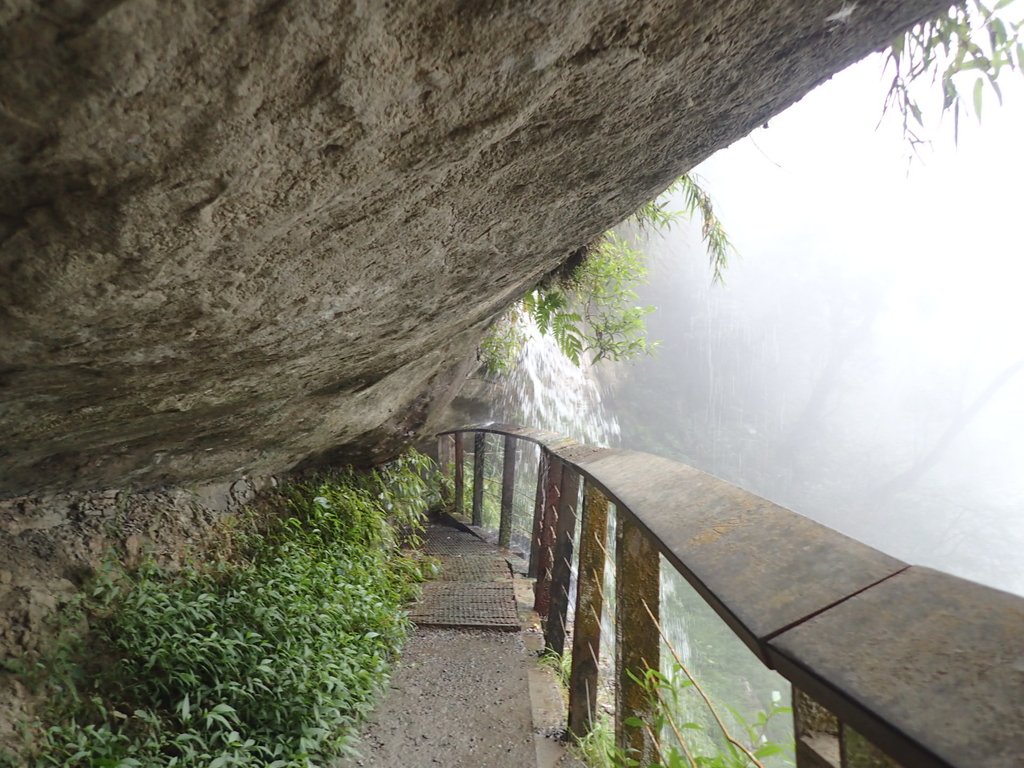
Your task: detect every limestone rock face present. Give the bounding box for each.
[0,0,944,494]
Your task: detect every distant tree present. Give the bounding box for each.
[870,356,1024,501]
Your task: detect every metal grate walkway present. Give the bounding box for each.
[407,522,520,630]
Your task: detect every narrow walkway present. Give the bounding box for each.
[408,524,521,630]
[340,521,580,768]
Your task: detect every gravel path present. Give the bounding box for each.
[340,627,538,767]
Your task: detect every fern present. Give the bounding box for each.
[478,174,736,371]
[672,175,733,284]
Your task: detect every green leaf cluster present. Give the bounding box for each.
[632,663,792,768]
[478,173,732,374]
[477,307,529,374]
[8,451,442,768]
[884,0,1023,146]
[572,233,657,364]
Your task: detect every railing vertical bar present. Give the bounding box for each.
[545,468,581,655]
[437,435,452,511]
[533,454,564,617]
[472,432,486,527]
[568,482,609,738]
[528,450,549,579]
[499,434,517,548]
[436,435,447,475]
[615,509,660,763]
[453,432,465,518]
[794,687,841,768]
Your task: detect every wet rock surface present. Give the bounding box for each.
[0,0,946,495]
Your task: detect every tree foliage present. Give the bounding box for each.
[884,0,1023,146]
[480,0,1022,375]
[479,173,730,374]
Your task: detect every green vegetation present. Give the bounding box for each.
[623,661,793,768]
[641,176,733,285]
[5,451,444,768]
[537,566,793,768]
[885,0,1023,146]
[479,173,733,374]
[537,646,792,768]
[481,1,1024,377]
[537,648,573,690]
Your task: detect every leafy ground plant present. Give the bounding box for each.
[624,663,792,768]
[540,608,793,768]
[6,450,442,768]
[564,666,792,768]
[537,648,573,690]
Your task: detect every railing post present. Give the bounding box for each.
[615,510,660,764]
[545,467,580,655]
[568,483,609,738]
[794,687,841,768]
[528,450,548,578]
[793,687,904,768]
[472,432,486,526]
[533,454,564,617]
[437,435,453,511]
[453,432,465,518]
[499,434,517,548]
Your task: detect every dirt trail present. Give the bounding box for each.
[340,521,581,767]
[341,627,538,767]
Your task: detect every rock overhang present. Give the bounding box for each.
[0,0,948,495]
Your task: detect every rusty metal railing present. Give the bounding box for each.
[437,424,1023,768]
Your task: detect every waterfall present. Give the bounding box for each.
[473,320,621,447]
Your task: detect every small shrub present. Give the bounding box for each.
[478,172,733,374]
[11,450,442,768]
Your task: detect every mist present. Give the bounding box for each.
[593,53,1024,596]
[474,51,1024,597]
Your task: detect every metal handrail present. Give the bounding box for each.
[437,423,1023,768]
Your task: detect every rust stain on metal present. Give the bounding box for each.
[545,468,580,655]
[533,455,563,617]
[499,434,517,548]
[689,517,747,546]
[616,511,660,762]
[528,451,548,578]
[453,432,465,518]
[472,432,486,526]
[569,483,610,738]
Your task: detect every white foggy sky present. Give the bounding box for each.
[639,51,1024,592]
[695,51,1024,470]
[701,51,1024,347]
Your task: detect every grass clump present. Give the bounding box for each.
[8,450,443,768]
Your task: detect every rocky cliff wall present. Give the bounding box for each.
[0,0,946,496]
